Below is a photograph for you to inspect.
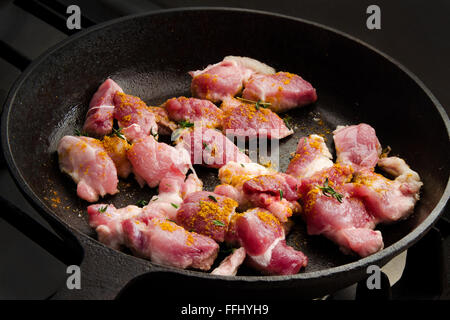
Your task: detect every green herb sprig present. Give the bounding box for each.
[136,199,149,208]
[74,129,89,137]
[236,97,271,110]
[178,120,194,128]
[208,195,218,202]
[317,178,344,203]
[212,220,226,227]
[111,127,126,140]
[98,205,108,213]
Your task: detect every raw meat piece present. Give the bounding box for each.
[333,123,381,172]
[189,57,275,103]
[113,92,158,137]
[211,247,246,276]
[346,156,423,223]
[298,163,383,257]
[223,56,275,83]
[87,204,142,249]
[176,191,238,242]
[149,106,177,136]
[83,79,123,137]
[122,215,219,270]
[227,208,307,275]
[57,135,118,202]
[143,173,203,221]
[190,60,244,102]
[214,161,273,208]
[102,135,131,178]
[242,173,301,222]
[164,96,223,129]
[127,135,191,188]
[176,127,251,168]
[221,97,293,139]
[286,134,333,180]
[242,72,317,113]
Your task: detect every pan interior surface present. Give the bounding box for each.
[3,9,449,276]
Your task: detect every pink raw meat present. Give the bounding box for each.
[211,247,246,276]
[57,136,118,202]
[227,208,307,275]
[286,134,334,180]
[83,79,123,137]
[176,191,238,242]
[113,92,158,137]
[333,123,381,172]
[242,72,317,113]
[122,215,219,270]
[221,97,293,139]
[127,135,191,188]
[164,96,223,129]
[177,127,251,168]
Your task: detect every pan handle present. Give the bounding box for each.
[0,195,163,299]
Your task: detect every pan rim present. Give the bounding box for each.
[2,6,449,283]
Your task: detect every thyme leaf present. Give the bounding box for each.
[74,129,89,137]
[208,195,218,202]
[178,120,194,128]
[98,205,108,213]
[283,116,292,130]
[111,127,126,140]
[317,178,344,203]
[236,97,271,108]
[135,199,148,208]
[213,220,226,227]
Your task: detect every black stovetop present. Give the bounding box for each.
[0,0,448,300]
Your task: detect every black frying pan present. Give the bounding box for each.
[1,8,449,300]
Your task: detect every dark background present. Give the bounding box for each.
[0,0,448,299]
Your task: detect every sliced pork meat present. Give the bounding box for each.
[297,163,354,196]
[164,97,224,129]
[286,134,333,180]
[127,135,191,188]
[298,163,383,257]
[176,191,238,242]
[102,135,131,179]
[143,173,203,221]
[242,173,301,222]
[190,60,244,103]
[122,215,219,270]
[242,72,317,113]
[113,92,158,137]
[223,56,275,83]
[301,185,383,257]
[346,156,423,223]
[214,161,298,222]
[189,57,275,103]
[333,123,382,172]
[149,106,177,136]
[211,247,246,276]
[227,208,307,275]
[221,97,293,139]
[83,79,123,137]
[89,172,202,250]
[88,204,142,250]
[57,136,118,202]
[176,127,251,168]
[214,161,273,207]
